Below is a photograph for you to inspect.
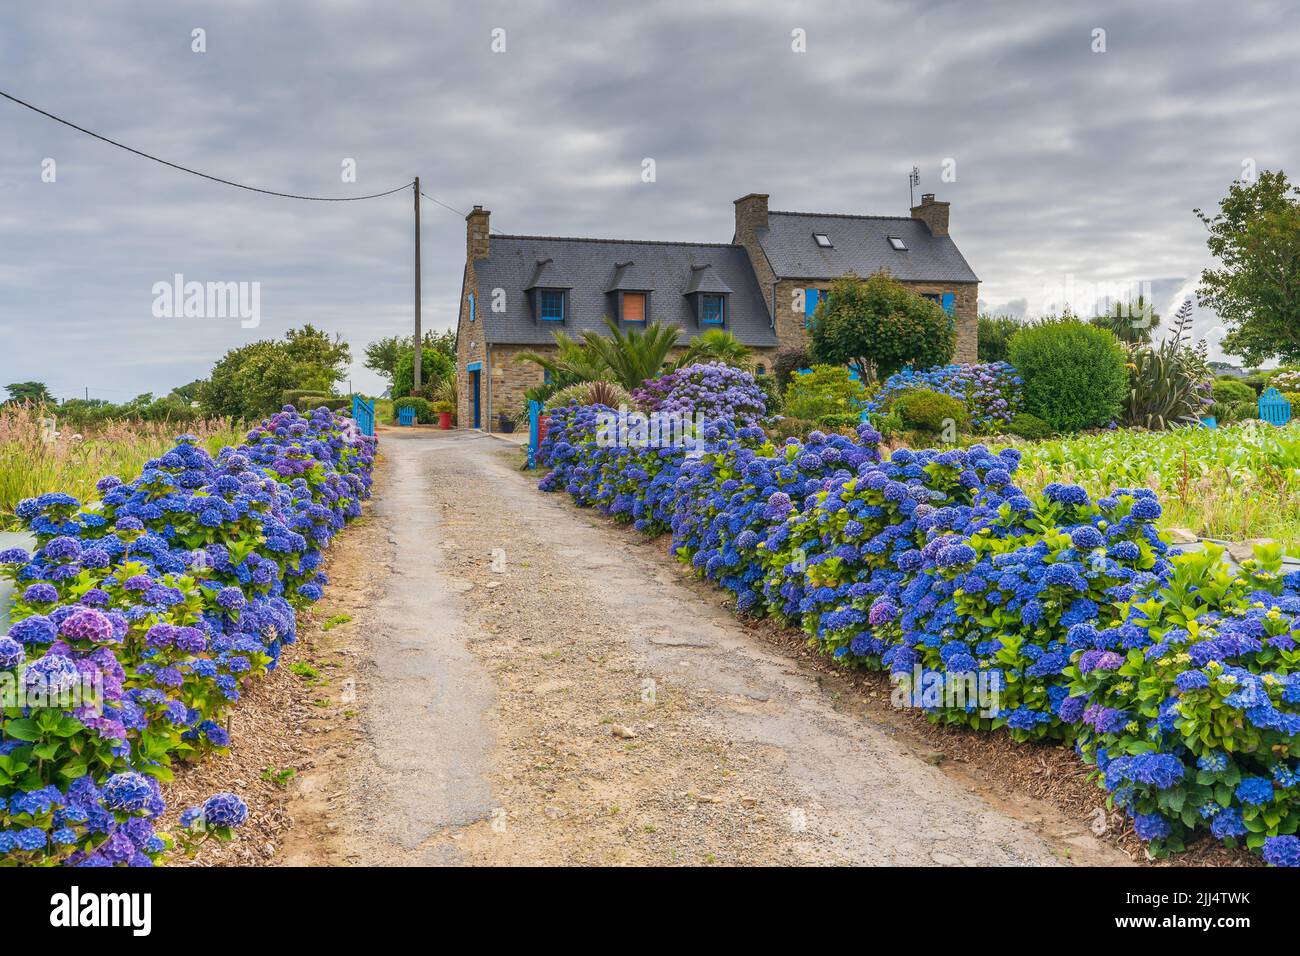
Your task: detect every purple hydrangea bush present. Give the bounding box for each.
[631,362,767,426]
[537,398,1300,864]
[866,362,1023,432]
[0,405,374,865]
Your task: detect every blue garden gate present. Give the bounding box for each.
[527,399,542,469]
[397,405,416,426]
[352,395,375,436]
[1259,387,1292,426]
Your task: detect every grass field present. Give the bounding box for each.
[0,405,246,530]
[1012,421,1300,550]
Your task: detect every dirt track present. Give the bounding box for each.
[276,428,1129,867]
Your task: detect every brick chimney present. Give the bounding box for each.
[466,205,491,261]
[733,193,769,244]
[910,193,949,237]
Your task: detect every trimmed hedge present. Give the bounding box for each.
[537,405,1300,864]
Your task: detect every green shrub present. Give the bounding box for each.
[868,409,905,438]
[754,373,783,414]
[784,365,868,421]
[891,388,967,433]
[1228,399,1258,422]
[1212,377,1255,406]
[545,380,633,410]
[815,413,862,430]
[764,416,818,443]
[393,396,435,424]
[1007,319,1128,432]
[392,347,454,400]
[773,347,811,392]
[977,315,1024,363]
[281,389,330,409]
[1005,412,1053,440]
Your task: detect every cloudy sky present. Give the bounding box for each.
[2,0,1297,400]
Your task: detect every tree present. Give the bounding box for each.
[579,320,681,390]
[3,382,54,405]
[201,325,351,420]
[515,330,609,389]
[1089,295,1161,345]
[809,272,956,381]
[365,330,456,384]
[1196,170,1300,365]
[516,319,682,392]
[676,329,752,370]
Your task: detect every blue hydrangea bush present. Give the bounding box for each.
[866,362,1023,432]
[0,406,375,865]
[538,403,1300,864]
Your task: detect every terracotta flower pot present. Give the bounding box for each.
[438,411,453,430]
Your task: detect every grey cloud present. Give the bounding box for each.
[2,0,1297,399]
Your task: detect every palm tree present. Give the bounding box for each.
[1090,294,1161,344]
[676,329,752,370]
[515,330,608,387]
[580,319,681,390]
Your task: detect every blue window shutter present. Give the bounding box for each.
[941,293,955,316]
[804,289,819,328]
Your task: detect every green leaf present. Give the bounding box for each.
[3,719,41,742]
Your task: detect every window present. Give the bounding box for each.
[813,233,832,248]
[701,294,724,325]
[540,289,565,321]
[756,364,766,376]
[888,236,908,251]
[543,368,553,385]
[467,292,476,322]
[622,292,646,323]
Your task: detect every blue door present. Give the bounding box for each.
[470,369,481,428]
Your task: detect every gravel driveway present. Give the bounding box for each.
[280,428,1126,866]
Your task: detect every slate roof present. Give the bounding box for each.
[474,235,779,347]
[756,211,978,283]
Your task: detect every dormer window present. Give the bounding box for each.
[813,233,832,248]
[701,295,725,325]
[621,292,647,323]
[539,289,566,320]
[888,236,908,251]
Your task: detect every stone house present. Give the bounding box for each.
[454,193,978,431]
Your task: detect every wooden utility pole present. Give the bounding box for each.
[413,176,422,390]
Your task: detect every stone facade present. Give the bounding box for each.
[733,192,978,365]
[454,192,980,431]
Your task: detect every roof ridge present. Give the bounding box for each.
[492,233,742,249]
[770,210,916,222]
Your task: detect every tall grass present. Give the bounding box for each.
[0,405,246,529]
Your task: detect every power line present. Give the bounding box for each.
[0,89,413,201]
[420,189,501,232]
